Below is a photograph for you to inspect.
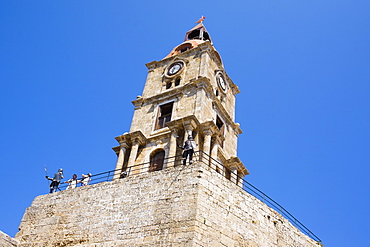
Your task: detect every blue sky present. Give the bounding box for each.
[1,1,369,246]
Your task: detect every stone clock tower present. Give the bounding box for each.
[12,21,321,247]
[113,22,249,179]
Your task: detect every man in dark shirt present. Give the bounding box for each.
[46,168,64,193]
[179,135,197,165]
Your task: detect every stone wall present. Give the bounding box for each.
[15,162,319,246]
[0,230,18,247]
[194,165,319,247]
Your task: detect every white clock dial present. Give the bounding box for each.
[217,73,227,91]
[169,64,181,74]
[167,62,183,76]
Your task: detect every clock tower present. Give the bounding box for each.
[113,21,249,180]
[14,20,321,247]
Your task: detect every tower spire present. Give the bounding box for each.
[184,18,211,43]
[195,15,206,24]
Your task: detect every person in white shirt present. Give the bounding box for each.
[81,173,92,186]
[64,174,79,190]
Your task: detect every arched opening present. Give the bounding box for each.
[187,29,210,41]
[176,43,193,53]
[149,149,165,172]
[175,77,181,86]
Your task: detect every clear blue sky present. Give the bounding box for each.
[1,1,369,246]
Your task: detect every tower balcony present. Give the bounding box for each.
[52,151,321,244]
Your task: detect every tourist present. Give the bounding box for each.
[64,174,79,190]
[179,135,197,165]
[46,168,64,193]
[81,173,92,186]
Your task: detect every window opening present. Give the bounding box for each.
[216,115,225,148]
[187,29,210,41]
[155,102,174,130]
[176,44,192,54]
[149,150,165,172]
[216,115,225,135]
[166,82,172,89]
[180,46,190,53]
[175,78,181,86]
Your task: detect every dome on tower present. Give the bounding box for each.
[165,39,205,58]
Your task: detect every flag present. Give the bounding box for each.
[195,16,206,23]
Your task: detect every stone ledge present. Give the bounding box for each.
[0,230,17,247]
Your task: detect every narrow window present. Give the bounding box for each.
[175,78,181,86]
[216,115,225,136]
[166,82,172,89]
[216,115,225,148]
[150,150,165,172]
[155,102,174,130]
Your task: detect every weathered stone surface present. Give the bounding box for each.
[0,230,18,247]
[114,40,247,182]
[15,162,319,246]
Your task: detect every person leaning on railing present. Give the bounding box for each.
[64,174,80,189]
[81,173,92,186]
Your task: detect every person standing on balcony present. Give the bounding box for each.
[46,168,64,193]
[179,135,197,165]
[81,173,92,186]
[64,174,79,190]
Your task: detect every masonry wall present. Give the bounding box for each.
[15,162,319,247]
[193,166,319,247]
[0,230,18,247]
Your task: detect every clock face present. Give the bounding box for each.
[217,73,227,91]
[167,62,183,76]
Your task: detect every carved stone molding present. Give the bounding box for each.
[224,156,249,176]
[115,130,147,147]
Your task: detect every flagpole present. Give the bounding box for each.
[44,165,50,187]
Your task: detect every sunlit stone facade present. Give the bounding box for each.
[10,23,320,247]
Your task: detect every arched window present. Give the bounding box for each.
[149,150,165,172]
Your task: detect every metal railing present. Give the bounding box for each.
[56,150,321,243]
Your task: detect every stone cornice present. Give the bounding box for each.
[132,90,183,108]
[199,121,225,143]
[115,130,147,146]
[224,156,249,176]
[166,115,201,132]
[131,76,208,109]
[199,121,219,135]
[147,128,172,143]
